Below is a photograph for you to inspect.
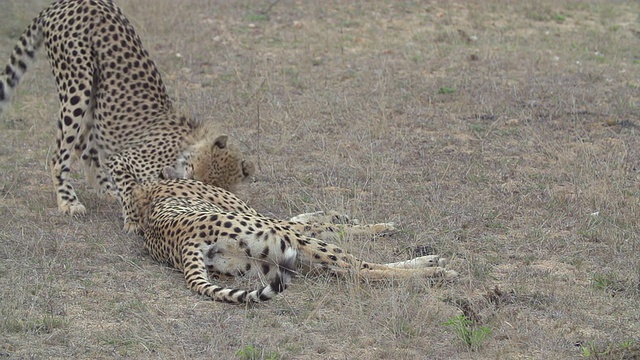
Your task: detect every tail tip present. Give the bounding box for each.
[266,248,298,296]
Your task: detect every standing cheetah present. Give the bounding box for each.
[0,0,253,233]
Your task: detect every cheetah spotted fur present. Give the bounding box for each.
[133,177,458,304]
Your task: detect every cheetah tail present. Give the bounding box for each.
[207,247,297,304]
[0,12,44,113]
[249,247,297,303]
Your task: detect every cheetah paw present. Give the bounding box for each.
[440,268,459,280]
[97,188,119,203]
[326,210,359,225]
[370,222,397,236]
[123,221,141,235]
[416,267,459,280]
[58,201,87,216]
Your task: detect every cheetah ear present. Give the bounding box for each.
[213,135,228,149]
[162,166,182,179]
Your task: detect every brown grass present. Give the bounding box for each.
[2,0,640,358]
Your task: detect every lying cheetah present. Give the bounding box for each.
[133,177,458,304]
[0,0,253,233]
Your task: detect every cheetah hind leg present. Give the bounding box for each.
[105,152,142,234]
[50,113,88,216]
[359,265,459,281]
[50,151,86,216]
[359,255,458,281]
[49,55,96,216]
[72,110,118,203]
[295,235,458,281]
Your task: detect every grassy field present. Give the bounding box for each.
[1,0,640,358]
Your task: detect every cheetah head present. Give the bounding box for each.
[165,135,255,191]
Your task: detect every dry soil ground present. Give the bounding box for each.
[1,0,640,359]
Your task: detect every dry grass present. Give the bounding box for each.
[2,0,640,358]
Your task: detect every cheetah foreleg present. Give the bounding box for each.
[359,266,459,281]
[290,210,359,224]
[106,153,142,233]
[288,210,396,240]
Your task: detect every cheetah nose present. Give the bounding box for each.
[241,160,255,178]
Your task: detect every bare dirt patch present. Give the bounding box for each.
[1,0,640,358]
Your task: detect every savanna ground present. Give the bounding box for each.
[1,0,639,358]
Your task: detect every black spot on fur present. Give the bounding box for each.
[17,60,27,72]
[261,263,270,275]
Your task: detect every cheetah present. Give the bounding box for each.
[0,0,253,233]
[132,177,458,304]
